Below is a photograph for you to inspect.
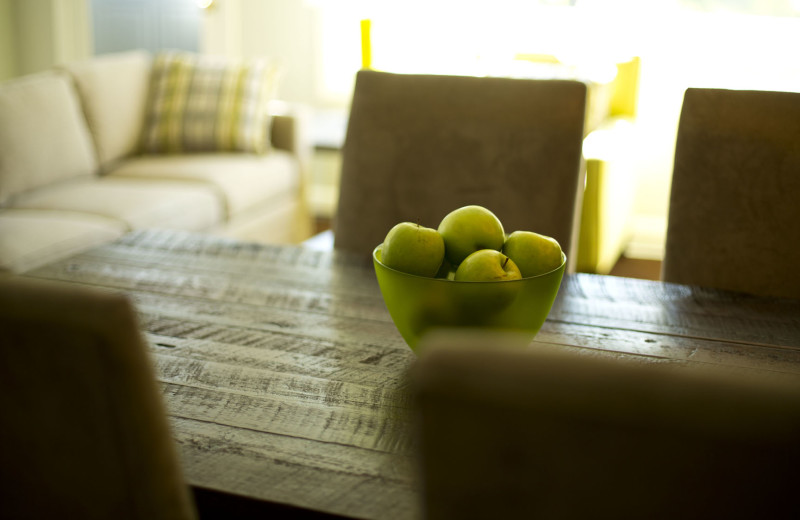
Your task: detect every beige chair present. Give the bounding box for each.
[662,87,800,298]
[0,277,196,520]
[412,330,800,519]
[333,70,587,270]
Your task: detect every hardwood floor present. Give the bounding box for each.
[608,255,662,281]
[313,216,331,235]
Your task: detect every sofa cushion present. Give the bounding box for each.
[141,51,280,154]
[62,50,152,170]
[8,177,223,232]
[106,151,298,218]
[0,209,126,273]
[0,71,97,205]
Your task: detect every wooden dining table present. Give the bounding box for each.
[20,229,800,519]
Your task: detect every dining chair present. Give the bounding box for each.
[333,70,587,271]
[412,330,800,519]
[0,276,197,520]
[662,87,800,298]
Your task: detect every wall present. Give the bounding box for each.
[0,0,92,79]
[200,0,324,107]
[52,0,92,65]
[92,0,199,55]
[0,0,17,80]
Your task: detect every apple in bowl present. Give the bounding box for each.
[454,249,522,282]
[454,249,524,315]
[502,230,563,278]
[438,205,505,265]
[380,222,445,278]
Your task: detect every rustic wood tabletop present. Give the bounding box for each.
[22,229,800,519]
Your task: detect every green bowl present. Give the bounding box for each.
[373,244,566,353]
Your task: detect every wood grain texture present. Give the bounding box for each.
[21,229,800,519]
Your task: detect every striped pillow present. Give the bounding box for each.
[141,52,280,154]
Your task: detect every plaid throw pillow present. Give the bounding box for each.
[141,52,280,154]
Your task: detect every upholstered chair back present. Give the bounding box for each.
[663,88,800,298]
[334,70,587,270]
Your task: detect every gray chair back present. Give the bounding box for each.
[0,277,196,520]
[663,87,800,298]
[334,70,587,270]
[413,330,800,519]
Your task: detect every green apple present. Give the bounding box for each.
[454,249,522,282]
[502,230,563,277]
[438,205,505,265]
[380,222,445,277]
[453,249,522,316]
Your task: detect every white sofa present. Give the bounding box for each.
[0,50,313,274]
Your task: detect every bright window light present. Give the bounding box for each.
[311,1,800,104]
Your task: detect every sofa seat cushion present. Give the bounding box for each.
[8,177,223,232]
[0,71,97,205]
[0,209,126,273]
[106,152,299,219]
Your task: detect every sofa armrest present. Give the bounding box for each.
[269,100,313,168]
[267,100,314,241]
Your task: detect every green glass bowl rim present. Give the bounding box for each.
[372,244,566,284]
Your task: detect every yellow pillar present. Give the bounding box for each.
[360,19,372,69]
